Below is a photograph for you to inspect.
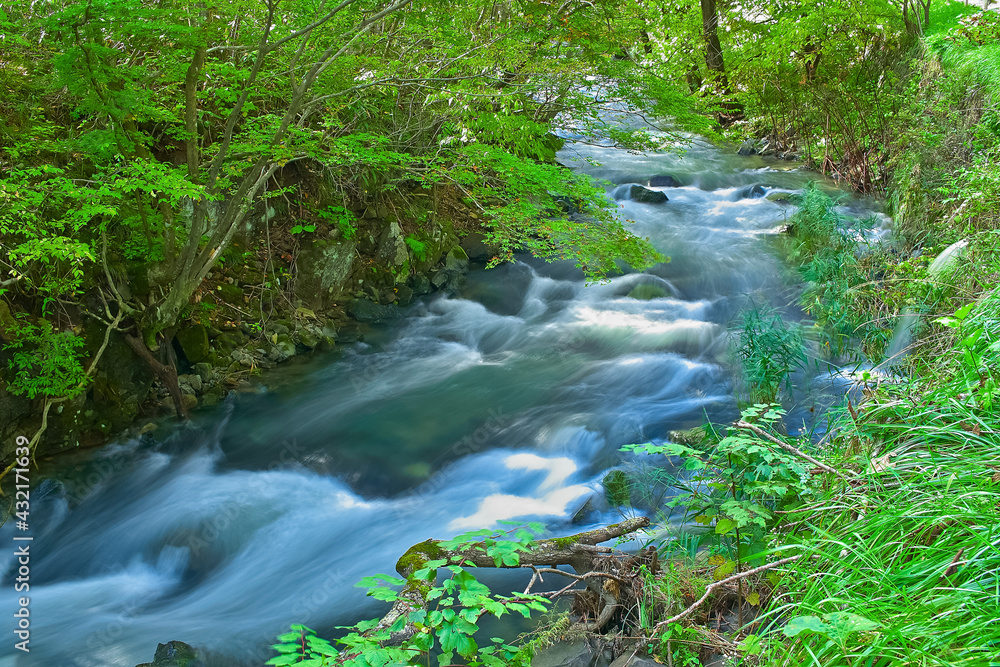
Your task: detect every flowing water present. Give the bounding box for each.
[1,136,878,667]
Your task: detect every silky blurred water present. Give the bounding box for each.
[0,134,883,667]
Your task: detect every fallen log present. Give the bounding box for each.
[371,516,651,643]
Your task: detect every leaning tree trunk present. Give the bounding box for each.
[124,333,189,420]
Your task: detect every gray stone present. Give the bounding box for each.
[294,234,358,309]
[411,274,432,295]
[192,363,213,383]
[347,299,399,324]
[395,284,415,306]
[268,322,290,336]
[444,245,469,272]
[531,639,596,667]
[737,138,757,156]
[430,270,449,288]
[739,183,766,199]
[459,232,494,262]
[608,652,661,667]
[611,184,668,204]
[135,640,203,667]
[268,334,296,362]
[178,374,203,393]
[378,221,410,275]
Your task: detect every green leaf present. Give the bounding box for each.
[782,615,831,638]
[715,518,738,535]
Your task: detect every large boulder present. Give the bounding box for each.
[611,184,668,204]
[294,233,358,309]
[459,231,494,263]
[175,324,210,363]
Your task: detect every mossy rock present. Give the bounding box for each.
[176,325,211,363]
[445,245,469,272]
[603,469,631,507]
[215,283,244,305]
[627,284,668,301]
[135,640,203,667]
[668,427,709,447]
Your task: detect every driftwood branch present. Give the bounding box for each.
[734,421,851,481]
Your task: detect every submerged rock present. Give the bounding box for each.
[739,183,766,199]
[627,284,668,300]
[135,640,203,667]
[611,184,668,204]
[647,174,680,187]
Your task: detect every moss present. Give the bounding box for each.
[550,535,580,549]
[395,539,447,597]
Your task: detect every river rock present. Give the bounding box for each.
[627,284,668,300]
[459,231,494,262]
[647,174,680,187]
[395,284,415,306]
[737,138,757,156]
[178,374,202,393]
[411,273,432,295]
[445,246,469,272]
[347,299,399,323]
[739,183,766,199]
[192,362,213,383]
[611,184,668,204]
[294,234,358,309]
[216,282,243,304]
[378,222,410,280]
[268,334,296,362]
[297,326,320,349]
[176,324,210,363]
[135,640,203,667]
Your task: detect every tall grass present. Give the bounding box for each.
[756,292,1000,665]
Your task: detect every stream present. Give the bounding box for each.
[0,134,881,667]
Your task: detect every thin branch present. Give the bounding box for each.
[653,555,803,629]
[734,421,852,481]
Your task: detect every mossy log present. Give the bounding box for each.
[372,516,650,644]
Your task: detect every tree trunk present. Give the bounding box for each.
[124,333,189,420]
[699,0,727,87]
